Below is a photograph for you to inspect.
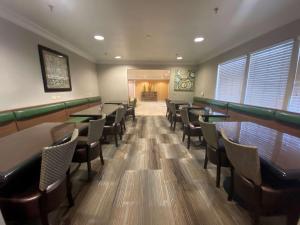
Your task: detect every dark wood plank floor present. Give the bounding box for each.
[53,116,290,225]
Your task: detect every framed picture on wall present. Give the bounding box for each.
[174,68,195,92]
[38,45,72,92]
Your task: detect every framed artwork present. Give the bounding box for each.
[38,45,72,92]
[174,68,195,91]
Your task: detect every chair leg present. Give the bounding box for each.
[228,167,234,201]
[251,211,260,225]
[87,161,92,181]
[216,163,221,188]
[204,147,208,169]
[173,120,176,131]
[40,210,50,225]
[99,144,104,165]
[187,134,191,149]
[66,168,74,207]
[114,133,118,147]
[182,132,185,142]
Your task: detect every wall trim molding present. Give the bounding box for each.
[0,5,96,63]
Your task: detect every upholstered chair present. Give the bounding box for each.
[180,108,202,149]
[199,121,230,187]
[103,107,123,147]
[0,129,79,225]
[72,118,106,180]
[221,130,300,225]
[126,98,137,120]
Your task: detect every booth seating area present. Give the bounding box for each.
[0,96,102,138]
[193,97,300,138]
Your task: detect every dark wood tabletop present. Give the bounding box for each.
[0,122,87,188]
[215,121,300,180]
[105,101,128,105]
[70,104,120,117]
[189,109,229,122]
[170,100,190,105]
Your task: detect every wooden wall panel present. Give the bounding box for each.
[65,104,89,117]
[0,122,18,138]
[135,80,169,101]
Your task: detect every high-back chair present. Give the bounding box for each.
[120,106,127,134]
[103,107,123,147]
[0,129,79,225]
[199,121,230,187]
[180,108,202,149]
[221,130,300,225]
[169,103,181,130]
[126,98,137,121]
[72,118,106,180]
[165,99,170,118]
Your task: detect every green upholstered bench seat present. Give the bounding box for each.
[14,103,65,121]
[228,103,275,119]
[0,112,16,124]
[88,96,102,103]
[274,111,300,127]
[65,117,91,123]
[207,99,228,109]
[65,99,89,108]
[193,97,210,104]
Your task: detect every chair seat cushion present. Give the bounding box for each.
[73,146,100,162]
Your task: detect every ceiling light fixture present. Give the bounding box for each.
[114,56,122,59]
[94,35,104,41]
[176,56,183,60]
[194,36,205,43]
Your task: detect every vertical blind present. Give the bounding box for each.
[215,56,246,103]
[244,40,294,109]
[288,50,300,113]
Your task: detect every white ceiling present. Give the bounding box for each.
[0,0,300,65]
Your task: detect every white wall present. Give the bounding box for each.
[97,64,197,102]
[194,19,300,99]
[0,17,99,111]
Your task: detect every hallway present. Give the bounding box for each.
[135,101,167,116]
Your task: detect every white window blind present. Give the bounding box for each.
[288,49,300,113]
[215,56,247,103]
[244,40,294,109]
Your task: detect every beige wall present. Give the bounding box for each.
[195,19,300,99]
[0,17,99,111]
[97,64,197,102]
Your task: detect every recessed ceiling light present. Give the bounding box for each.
[194,36,205,43]
[114,56,122,59]
[177,56,183,60]
[94,35,104,41]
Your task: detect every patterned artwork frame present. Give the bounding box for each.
[38,45,72,92]
[174,68,195,92]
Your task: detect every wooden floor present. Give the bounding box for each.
[53,116,293,225]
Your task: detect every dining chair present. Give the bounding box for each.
[72,118,106,181]
[221,129,300,225]
[0,129,79,225]
[165,99,170,118]
[169,103,181,130]
[0,210,6,225]
[126,98,137,121]
[120,106,127,135]
[199,120,230,187]
[103,107,123,147]
[180,108,202,149]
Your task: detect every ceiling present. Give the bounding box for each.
[0,0,300,65]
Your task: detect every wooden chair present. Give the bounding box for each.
[169,103,181,130]
[72,118,106,181]
[103,107,123,147]
[221,130,300,225]
[0,129,79,225]
[199,120,230,187]
[180,108,202,149]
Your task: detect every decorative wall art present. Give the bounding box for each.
[174,68,195,91]
[38,45,72,92]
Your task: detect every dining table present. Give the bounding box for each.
[215,121,300,180]
[189,108,229,122]
[70,104,120,118]
[0,122,87,191]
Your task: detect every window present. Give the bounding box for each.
[215,56,247,103]
[288,50,300,113]
[244,40,294,109]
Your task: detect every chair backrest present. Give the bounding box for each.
[221,129,262,186]
[114,107,124,124]
[39,129,79,191]
[88,118,106,144]
[199,121,218,149]
[169,103,176,114]
[180,108,190,126]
